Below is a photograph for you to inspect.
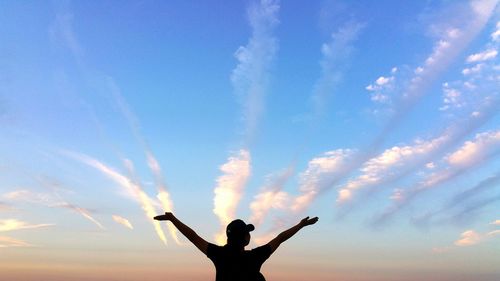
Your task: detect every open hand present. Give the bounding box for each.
[300,216,319,227]
[154,212,174,221]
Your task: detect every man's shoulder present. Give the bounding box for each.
[250,244,272,256]
[206,243,224,257]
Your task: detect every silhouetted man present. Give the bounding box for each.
[154,212,318,281]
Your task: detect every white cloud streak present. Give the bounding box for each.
[49,10,84,66]
[446,130,500,167]
[0,219,54,232]
[374,0,498,145]
[373,129,500,225]
[107,76,180,245]
[50,4,178,244]
[491,21,500,41]
[294,0,499,217]
[366,69,397,104]
[213,150,251,244]
[35,176,106,230]
[3,190,55,205]
[112,215,133,229]
[231,0,279,140]
[454,230,482,246]
[337,135,449,204]
[454,228,500,247]
[57,203,105,230]
[3,187,105,230]
[490,219,500,225]
[466,48,498,62]
[249,166,294,226]
[0,236,32,248]
[313,21,364,114]
[63,150,168,245]
[292,149,354,213]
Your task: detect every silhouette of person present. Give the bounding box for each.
[154,212,318,281]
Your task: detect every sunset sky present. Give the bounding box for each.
[1,0,500,280]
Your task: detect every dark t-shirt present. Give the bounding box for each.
[206,243,272,281]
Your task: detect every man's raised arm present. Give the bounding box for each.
[154,212,209,254]
[266,216,318,254]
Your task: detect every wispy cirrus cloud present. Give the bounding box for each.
[490,219,500,225]
[373,129,500,225]
[454,228,500,246]
[337,135,448,204]
[0,219,54,232]
[50,2,180,244]
[447,173,500,211]
[433,219,500,253]
[213,150,251,243]
[35,176,106,230]
[213,0,279,241]
[455,230,483,246]
[366,67,398,104]
[448,194,500,225]
[112,215,133,230]
[377,0,498,136]
[2,187,105,230]
[48,8,84,66]
[249,166,293,226]
[291,0,499,218]
[338,12,500,213]
[3,189,56,205]
[292,149,354,213]
[250,18,363,228]
[312,21,364,115]
[57,203,105,230]
[231,0,279,140]
[466,48,498,63]
[446,130,500,167]
[0,236,32,248]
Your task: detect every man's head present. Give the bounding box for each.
[226,219,254,247]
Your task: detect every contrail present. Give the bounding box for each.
[63,150,168,245]
[146,152,181,244]
[373,0,498,147]
[337,95,499,206]
[312,21,364,117]
[291,149,354,213]
[448,173,500,208]
[34,175,105,230]
[2,187,103,229]
[213,0,279,241]
[51,5,178,243]
[249,165,294,226]
[412,172,500,227]
[249,20,363,226]
[372,129,500,226]
[287,0,499,215]
[449,194,500,225]
[55,203,105,230]
[230,0,279,142]
[107,78,180,244]
[213,150,251,244]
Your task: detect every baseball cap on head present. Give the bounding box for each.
[226,219,255,238]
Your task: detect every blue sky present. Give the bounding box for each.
[1,1,500,280]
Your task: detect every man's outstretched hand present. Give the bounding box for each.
[154,212,174,221]
[299,216,319,227]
